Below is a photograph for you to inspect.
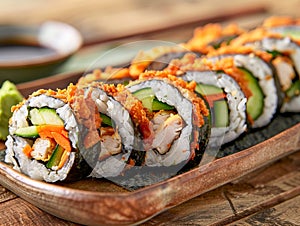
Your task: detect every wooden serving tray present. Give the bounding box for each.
[0,71,299,225]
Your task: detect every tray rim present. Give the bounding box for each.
[1,122,299,225]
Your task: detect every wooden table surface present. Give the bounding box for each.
[0,0,300,225]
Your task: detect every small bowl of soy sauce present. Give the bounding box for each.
[0,21,83,84]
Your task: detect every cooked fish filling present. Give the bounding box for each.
[99,127,122,159]
[272,56,296,91]
[31,138,56,161]
[151,112,183,154]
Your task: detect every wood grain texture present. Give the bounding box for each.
[1,1,300,225]
[0,185,16,204]
[230,195,300,225]
[143,152,300,226]
[0,195,76,226]
[0,124,299,225]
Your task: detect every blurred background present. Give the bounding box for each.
[1,0,299,44]
[1,0,300,79]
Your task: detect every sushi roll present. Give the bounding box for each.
[70,82,137,178]
[206,45,280,128]
[126,71,210,169]
[5,88,99,182]
[166,53,247,147]
[231,28,300,113]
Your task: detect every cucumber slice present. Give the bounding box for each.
[132,87,155,99]
[46,145,65,169]
[29,108,45,125]
[286,80,300,98]
[30,108,64,126]
[141,96,155,111]
[196,84,223,96]
[214,100,229,127]
[152,99,175,111]
[14,126,39,138]
[132,87,174,111]
[239,68,264,121]
[132,87,155,111]
[100,113,113,127]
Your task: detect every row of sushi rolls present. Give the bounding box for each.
[4,16,300,185]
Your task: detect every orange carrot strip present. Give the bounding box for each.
[37,125,65,134]
[51,131,72,153]
[22,144,32,157]
[37,125,70,146]
[38,130,53,139]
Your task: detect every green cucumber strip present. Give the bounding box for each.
[195,83,223,96]
[39,108,64,125]
[29,108,45,125]
[286,80,300,98]
[267,50,283,58]
[214,100,229,127]
[100,113,113,127]
[141,96,155,111]
[132,87,155,100]
[152,99,175,111]
[30,107,64,126]
[132,87,155,111]
[14,126,39,138]
[46,145,65,169]
[132,87,174,111]
[239,68,264,121]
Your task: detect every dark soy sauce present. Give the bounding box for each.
[0,44,57,62]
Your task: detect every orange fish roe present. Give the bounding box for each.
[11,88,68,112]
[204,57,253,99]
[92,82,154,144]
[230,28,283,47]
[184,23,245,54]
[139,70,197,93]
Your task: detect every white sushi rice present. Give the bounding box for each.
[5,94,78,182]
[184,71,247,147]
[260,37,300,76]
[233,54,278,128]
[127,79,194,167]
[246,37,300,112]
[88,87,135,178]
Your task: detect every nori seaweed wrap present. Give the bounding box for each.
[5,88,99,182]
